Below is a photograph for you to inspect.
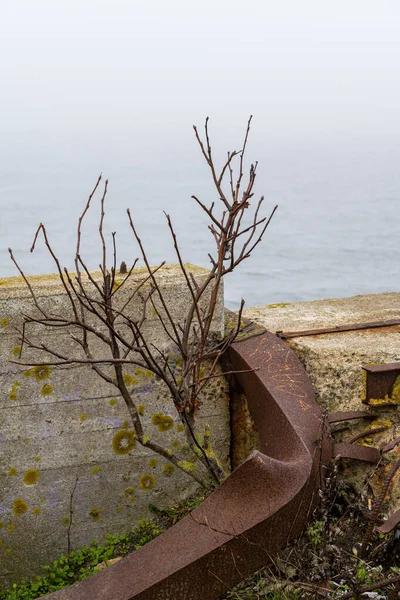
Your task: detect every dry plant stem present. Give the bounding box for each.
[360,458,400,556]
[10,118,276,489]
[67,476,79,557]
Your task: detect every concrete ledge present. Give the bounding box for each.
[244,292,400,516]
[0,265,229,590]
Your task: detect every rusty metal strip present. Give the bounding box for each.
[348,426,390,444]
[333,442,380,463]
[381,437,400,454]
[328,411,378,424]
[276,319,400,340]
[376,509,400,534]
[43,331,332,600]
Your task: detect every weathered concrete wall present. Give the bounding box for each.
[244,292,400,515]
[0,265,229,590]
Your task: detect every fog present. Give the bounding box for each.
[1,1,399,306]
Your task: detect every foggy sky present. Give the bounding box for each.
[2,0,400,140]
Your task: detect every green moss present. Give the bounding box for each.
[139,474,156,491]
[61,516,70,527]
[23,469,39,485]
[175,355,182,368]
[41,384,53,396]
[112,430,136,454]
[109,398,117,407]
[162,464,174,477]
[89,508,103,522]
[152,412,174,432]
[13,498,28,516]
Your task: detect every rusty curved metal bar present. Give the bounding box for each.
[44,332,332,600]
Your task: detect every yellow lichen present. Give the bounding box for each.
[80,413,88,423]
[23,469,39,485]
[177,460,197,473]
[152,412,174,432]
[148,457,158,469]
[40,384,53,396]
[162,464,174,477]
[109,398,117,407]
[8,382,19,401]
[144,370,153,379]
[11,346,21,357]
[134,368,144,377]
[89,508,103,522]
[139,474,156,492]
[34,456,41,463]
[6,524,15,532]
[32,365,51,381]
[176,423,185,433]
[391,375,400,403]
[138,404,145,415]
[0,317,9,328]
[8,468,17,476]
[123,487,136,502]
[91,465,100,475]
[112,430,136,455]
[13,498,28,516]
[32,507,41,515]
[266,303,290,309]
[121,420,129,429]
[175,355,182,368]
[123,374,139,387]
[0,522,3,528]
[171,439,180,449]
[61,516,70,527]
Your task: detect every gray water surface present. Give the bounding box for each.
[1,130,399,309]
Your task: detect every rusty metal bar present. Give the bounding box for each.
[376,509,400,534]
[276,319,400,340]
[328,411,378,424]
[43,331,332,600]
[332,442,380,464]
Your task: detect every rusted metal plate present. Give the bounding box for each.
[333,442,381,464]
[376,509,400,534]
[362,362,400,406]
[43,331,332,600]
